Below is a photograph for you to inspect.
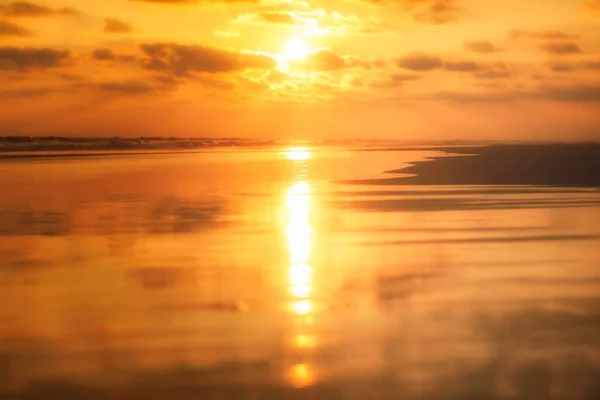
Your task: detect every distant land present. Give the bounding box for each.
[0,136,588,155]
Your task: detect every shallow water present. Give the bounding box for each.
[1,147,600,399]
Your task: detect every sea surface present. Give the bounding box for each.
[1,146,600,399]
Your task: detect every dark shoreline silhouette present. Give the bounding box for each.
[349,143,600,187]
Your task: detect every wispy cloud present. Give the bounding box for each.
[0,1,78,17]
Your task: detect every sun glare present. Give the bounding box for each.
[285,37,311,60]
[277,37,312,71]
[284,147,311,161]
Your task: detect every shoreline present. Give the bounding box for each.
[346,143,600,188]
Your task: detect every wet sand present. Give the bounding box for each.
[1,146,600,400]
[351,143,600,187]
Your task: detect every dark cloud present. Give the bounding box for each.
[0,1,78,17]
[410,0,460,24]
[510,30,579,40]
[97,81,159,95]
[435,84,600,104]
[0,47,71,71]
[544,84,600,102]
[92,48,116,60]
[396,52,443,71]
[371,73,420,88]
[539,42,581,55]
[473,63,510,79]
[445,60,481,72]
[92,48,136,62]
[439,58,510,78]
[0,19,31,36]
[583,60,600,70]
[104,18,134,33]
[140,42,276,77]
[0,86,61,98]
[582,0,600,15]
[463,40,498,53]
[548,61,576,72]
[545,59,600,72]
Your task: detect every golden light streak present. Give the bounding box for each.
[291,299,313,315]
[285,179,314,315]
[284,147,317,387]
[291,283,312,297]
[290,363,315,388]
[295,334,317,348]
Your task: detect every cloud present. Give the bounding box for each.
[214,29,239,37]
[539,42,581,55]
[92,48,136,62]
[435,84,600,104]
[293,48,372,71]
[255,11,302,25]
[445,60,481,72]
[92,48,115,60]
[232,10,311,26]
[547,59,600,72]
[0,86,63,98]
[510,30,579,40]
[140,42,276,77]
[396,52,442,71]
[544,84,600,102]
[0,47,71,71]
[443,59,510,78]
[97,81,163,95]
[130,0,259,3]
[463,40,498,53]
[435,89,538,103]
[548,61,576,72]
[232,8,391,36]
[582,0,600,15]
[371,73,420,88]
[409,0,460,24]
[0,1,77,17]
[583,60,600,70]
[473,62,510,79]
[104,18,134,33]
[365,0,460,24]
[0,19,31,36]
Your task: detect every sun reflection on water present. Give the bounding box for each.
[290,363,315,388]
[283,147,311,161]
[283,147,317,388]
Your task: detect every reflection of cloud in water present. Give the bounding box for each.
[0,199,228,237]
[0,210,71,236]
[150,200,226,234]
[337,196,600,213]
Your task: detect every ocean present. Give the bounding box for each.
[1,144,599,399]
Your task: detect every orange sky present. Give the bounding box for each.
[1,0,600,139]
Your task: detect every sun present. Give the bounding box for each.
[277,37,312,71]
[285,37,311,60]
